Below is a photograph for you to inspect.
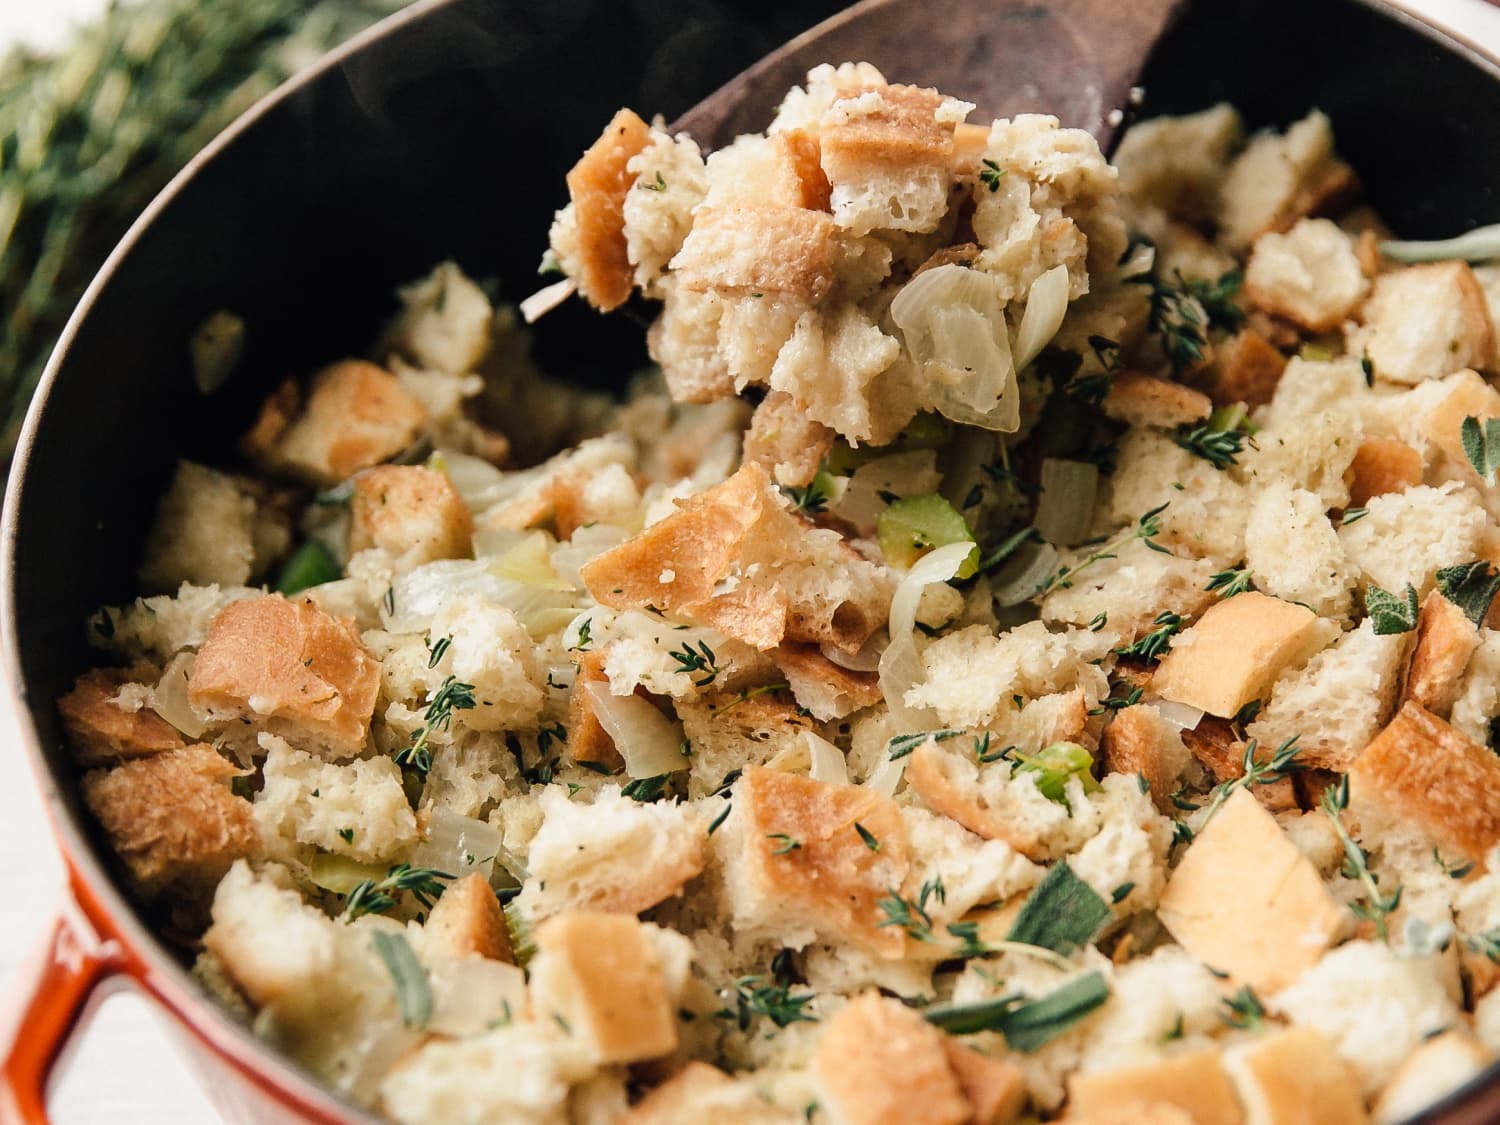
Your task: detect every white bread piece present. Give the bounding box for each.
[1402,591,1481,717]
[1244,407,1363,511]
[1271,940,1460,1095]
[379,1021,594,1125]
[1419,367,1500,486]
[528,912,686,1065]
[1350,262,1496,384]
[252,734,416,866]
[82,744,256,901]
[349,466,474,571]
[972,135,1094,303]
[1113,104,1243,224]
[1244,218,1368,332]
[1103,428,1250,565]
[1244,482,1354,618]
[517,786,704,920]
[771,62,888,134]
[1042,535,1218,640]
[679,692,816,798]
[1246,618,1410,771]
[1255,355,1368,434]
[817,83,961,237]
[672,204,835,301]
[1075,946,1227,1074]
[1223,1026,1368,1125]
[1100,372,1212,430]
[1157,788,1342,992]
[904,620,1111,731]
[1345,438,1424,508]
[1216,111,1352,253]
[1153,592,1339,719]
[715,766,909,957]
[1066,1047,1244,1125]
[811,993,972,1125]
[188,594,381,758]
[647,279,735,403]
[1070,796,1173,917]
[555,108,653,311]
[421,595,544,732]
[203,860,340,1009]
[59,667,187,766]
[423,871,513,963]
[1349,701,1500,866]
[1126,203,1238,287]
[1100,704,1193,815]
[897,805,1044,945]
[255,360,428,487]
[385,261,493,375]
[1371,1029,1491,1125]
[743,390,836,488]
[767,305,901,444]
[623,1063,798,1125]
[139,461,258,591]
[622,128,708,293]
[1451,628,1500,747]
[1338,481,1488,596]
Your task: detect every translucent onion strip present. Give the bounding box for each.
[520,277,577,323]
[1152,699,1205,733]
[880,542,975,733]
[1012,264,1071,371]
[581,682,685,778]
[993,540,1060,607]
[1380,224,1500,264]
[409,807,502,881]
[1034,458,1100,547]
[804,730,849,786]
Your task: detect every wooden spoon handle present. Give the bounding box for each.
[673,0,1187,150]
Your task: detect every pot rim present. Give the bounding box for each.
[4,0,1500,1120]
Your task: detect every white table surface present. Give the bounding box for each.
[5,0,1500,1119]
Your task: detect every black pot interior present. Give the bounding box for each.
[8,0,1500,1119]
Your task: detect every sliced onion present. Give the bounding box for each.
[864,753,907,797]
[330,1015,423,1106]
[520,277,578,323]
[581,682,686,778]
[993,540,1060,607]
[1152,699,1205,733]
[804,731,849,785]
[1117,239,1156,280]
[152,652,208,738]
[1012,264,1071,371]
[409,808,501,881]
[880,542,975,733]
[490,532,574,591]
[426,957,528,1037]
[1034,458,1100,547]
[1380,224,1500,264]
[309,852,389,895]
[385,559,580,638]
[438,451,508,509]
[822,633,883,672]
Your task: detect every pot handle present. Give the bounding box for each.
[0,901,126,1124]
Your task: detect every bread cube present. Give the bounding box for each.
[1152,592,1337,718]
[82,744,256,900]
[743,390,835,488]
[1345,439,1423,509]
[1420,367,1500,482]
[1113,104,1242,224]
[566,649,624,770]
[1217,111,1355,252]
[1245,218,1368,332]
[1101,372,1213,430]
[561,108,653,310]
[60,668,186,766]
[349,466,473,568]
[1349,701,1500,866]
[1202,329,1288,409]
[812,993,971,1125]
[1100,704,1192,815]
[386,261,494,375]
[528,911,681,1064]
[188,595,381,758]
[1179,720,1298,813]
[1352,263,1495,384]
[1223,1026,1367,1125]
[1371,1030,1490,1125]
[623,1063,797,1124]
[139,461,258,591]
[424,872,513,963]
[671,204,836,301]
[1338,483,1487,597]
[943,1039,1026,1125]
[1157,788,1342,991]
[203,860,338,1008]
[772,643,881,722]
[1402,591,1481,718]
[1067,1048,1243,1125]
[1243,483,1353,619]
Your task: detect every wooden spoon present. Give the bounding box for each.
[672,0,1187,150]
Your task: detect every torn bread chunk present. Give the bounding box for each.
[1100,704,1192,816]
[1100,372,1212,430]
[1243,482,1353,619]
[717,766,908,957]
[528,911,685,1064]
[1401,591,1480,718]
[349,465,474,569]
[671,204,836,302]
[566,649,625,771]
[1157,787,1342,992]
[1419,367,1500,484]
[557,108,653,310]
[772,643,882,721]
[1216,111,1355,252]
[1337,482,1487,597]
[811,993,972,1125]
[1349,263,1496,384]
[943,1039,1026,1125]
[1112,103,1242,224]
[1370,1030,1491,1125]
[1223,1026,1367,1125]
[1244,218,1368,332]
[139,461,259,591]
[1202,328,1287,409]
[59,667,186,766]
[81,744,256,901]
[743,390,836,488]
[1349,701,1500,866]
[251,360,428,486]
[1066,1047,1244,1125]
[1152,592,1338,719]
[1345,438,1423,509]
[423,872,513,963]
[188,595,381,758]
[622,1063,798,1125]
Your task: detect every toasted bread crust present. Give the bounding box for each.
[771,643,882,720]
[941,1039,1026,1125]
[1204,329,1288,409]
[1231,1026,1366,1125]
[349,465,474,564]
[1179,717,1298,813]
[566,108,653,310]
[1101,705,1186,815]
[773,130,832,212]
[265,360,428,486]
[1402,592,1480,718]
[672,205,837,300]
[81,744,256,900]
[1067,1049,1243,1125]
[424,872,514,963]
[820,84,954,171]
[567,649,625,770]
[1101,372,1213,430]
[60,667,186,766]
[1345,438,1423,509]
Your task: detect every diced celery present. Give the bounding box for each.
[274,540,341,594]
[877,494,980,578]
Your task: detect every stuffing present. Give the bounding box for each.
[1067,1048,1243,1125]
[743,390,836,487]
[383,261,493,376]
[1222,1026,1368,1125]
[89,582,262,665]
[1156,788,1343,992]
[1112,104,1242,224]
[516,786,705,920]
[771,643,881,721]
[188,594,381,758]
[423,871,513,963]
[1450,628,1500,747]
[252,734,417,866]
[349,466,474,569]
[622,128,709,293]
[1100,372,1212,430]
[1216,111,1355,252]
[1337,481,1488,595]
[1099,705,1192,815]
[1402,591,1481,717]
[59,667,187,766]
[1350,262,1496,384]
[623,1063,798,1124]
[1243,482,1353,618]
[1345,438,1423,508]
[1243,218,1368,332]
[81,744,256,901]
[1201,329,1289,409]
[1271,940,1460,1095]
[768,306,902,443]
[1371,1030,1492,1125]
[139,461,259,591]
[1041,537,1218,639]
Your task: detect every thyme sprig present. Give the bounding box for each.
[717,976,818,1031]
[1322,777,1402,941]
[1113,611,1184,663]
[877,877,947,943]
[394,674,477,776]
[1042,503,1171,594]
[344,864,454,920]
[669,640,724,687]
[1196,736,1304,828]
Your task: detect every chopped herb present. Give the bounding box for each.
[708,803,733,835]
[536,721,567,757]
[1207,567,1252,598]
[394,675,477,777]
[274,540,341,595]
[1169,784,1201,812]
[1090,685,1143,715]
[230,775,254,800]
[1340,507,1368,527]
[344,864,454,920]
[962,483,985,510]
[669,640,724,687]
[1174,422,1245,470]
[784,470,835,515]
[1436,561,1500,626]
[946,921,991,959]
[978,158,1005,191]
[1007,863,1112,954]
[1162,1014,1185,1042]
[888,729,964,761]
[337,827,354,844]
[572,618,593,651]
[1172,821,1195,846]
[877,878,947,943]
[710,769,743,797]
[1323,776,1401,941]
[1466,930,1500,963]
[855,823,881,852]
[1366,582,1419,635]
[1138,270,1244,374]
[372,931,431,1029]
[621,774,670,802]
[1232,698,1262,728]
[1088,611,1109,631]
[1111,882,1135,905]
[640,170,667,191]
[1220,985,1266,1030]
[980,462,1039,495]
[1087,335,1121,372]
[717,975,818,1031]
[1462,414,1500,484]
[1113,611,1184,663]
[924,970,1110,1051]
[1137,773,1151,795]
[1361,354,1375,384]
[714,682,790,715]
[383,586,395,616]
[977,525,1041,576]
[1435,848,1476,880]
[767,832,802,856]
[1197,736,1304,827]
[426,635,452,669]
